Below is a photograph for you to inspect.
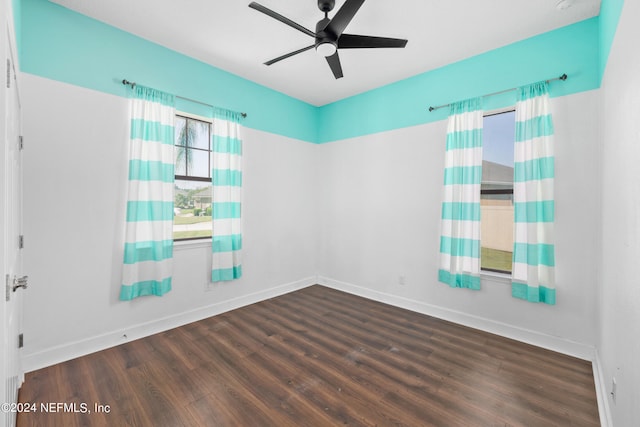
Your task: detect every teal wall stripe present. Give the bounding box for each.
[514,201,555,223]
[123,240,173,264]
[212,234,243,253]
[21,0,318,143]
[513,243,556,267]
[128,160,174,183]
[212,266,243,282]
[515,115,554,141]
[20,0,606,144]
[440,236,481,258]
[213,136,242,155]
[446,129,483,150]
[130,119,174,143]
[441,202,481,221]
[317,17,600,143]
[213,202,241,219]
[512,282,556,305]
[212,169,242,187]
[438,269,481,290]
[514,157,554,182]
[120,277,172,300]
[126,201,174,222]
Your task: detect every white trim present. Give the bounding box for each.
[176,110,213,124]
[480,270,511,284]
[317,276,595,361]
[22,276,317,373]
[592,349,613,427]
[173,238,212,250]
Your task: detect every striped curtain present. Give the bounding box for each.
[512,82,556,304]
[211,109,243,282]
[438,98,483,290]
[120,86,175,300]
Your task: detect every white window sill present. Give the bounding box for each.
[174,239,211,251]
[481,270,511,285]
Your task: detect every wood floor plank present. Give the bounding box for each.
[17,285,599,426]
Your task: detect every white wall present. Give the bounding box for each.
[20,74,319,371]
[318,90,600,357]
[20,71,605,375]
[599,0,640,424]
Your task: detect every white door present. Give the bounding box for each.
[2,27,23,427]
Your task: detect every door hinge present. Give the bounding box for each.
[6,58,10,88]
[19,135,23,150]
[18,235,24,249]
[18,333,24,349]
[5,275,9,302]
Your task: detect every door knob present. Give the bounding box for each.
[12,275,28,292]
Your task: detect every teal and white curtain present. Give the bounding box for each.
[211,109,243,282]
[512,82,556,304]
[438,98,483,290]
[120,86,175,300]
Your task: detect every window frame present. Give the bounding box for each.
[173,112,214,242]
[480,108,515,276]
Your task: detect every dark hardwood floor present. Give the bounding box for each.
[17,285,600,426]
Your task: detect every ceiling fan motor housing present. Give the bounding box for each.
[318,0,335,12]
[315,17,337,55]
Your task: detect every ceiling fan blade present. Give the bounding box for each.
[249,2,316,38]
[324,0,365,38]
[264,45,315,65]
[338,34,408,49]
[325,51,344,79]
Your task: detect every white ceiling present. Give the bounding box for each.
[50,0,601,106]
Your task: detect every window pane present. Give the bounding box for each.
[481,111,514,274]
[191,120,210,150]
[174,145,187,176]
[173,179,212,240]
[189,149,210,178]
[481,190,513,273]
[175,116,187,146]
[483,111,515,167]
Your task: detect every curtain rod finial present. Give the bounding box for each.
[560,73,568,81]
[428,106,435,112]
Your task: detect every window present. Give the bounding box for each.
[481,110,515,274]
[173,114,213,241]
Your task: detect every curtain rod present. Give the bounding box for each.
[121,79,247,118]
[427,73,568,113]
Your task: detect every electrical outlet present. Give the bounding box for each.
[398,276,405,286]
[611,377,617,404]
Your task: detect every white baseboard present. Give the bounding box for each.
[23,275,610,424]
[317,276,596,361]
[592,349,613,427]
[22,276,317,373]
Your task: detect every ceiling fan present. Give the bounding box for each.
[248,0,408,79]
